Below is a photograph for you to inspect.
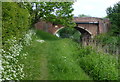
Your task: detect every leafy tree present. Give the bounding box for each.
[32,2,75,27]
[78,14,91,17]
[14,1,76,27]
[106,1,120,36]
[95,1,120,47]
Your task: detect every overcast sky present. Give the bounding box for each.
[72,0,119,17]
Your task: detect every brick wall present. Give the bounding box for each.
[35,17,110,37]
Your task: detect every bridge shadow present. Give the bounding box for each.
[74,26,92,44]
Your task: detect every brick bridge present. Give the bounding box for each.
[35,17,110,38]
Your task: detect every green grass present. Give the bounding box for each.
[46,39,92,80]
[20,30,92,80]
[35,30,60,41]
[77,46,119,80]
[20,29,118,80]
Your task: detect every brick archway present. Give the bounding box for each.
[53,27,64,35]
[74,26,92,36]
[35,17,110,38]
[54,26,93,38]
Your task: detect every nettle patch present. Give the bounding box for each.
[1,30,36,80]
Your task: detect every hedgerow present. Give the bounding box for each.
[2,2,30,45]
[1,2,35,80]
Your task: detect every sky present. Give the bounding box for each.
[72,0,120,17]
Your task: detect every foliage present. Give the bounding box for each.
[32,2,75,27]
[95,2,120,48]
[36,30,59,41]
[20,30,92,80]
[78,14,91,17]
[58,27,81,42]
[2,2,30,47]
[2,2,35,80]
[17,2,34,27]
[2,29,36,80]
[20,30,119,80]
[13,1,76,27]
[106,1,120,36]
[47,39,91,80]
[95,33,120,46]
[77,46,118,80]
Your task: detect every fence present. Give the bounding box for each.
[81,37,120,57]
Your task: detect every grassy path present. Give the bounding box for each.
[20,30,92,80]
[39,54,48,80]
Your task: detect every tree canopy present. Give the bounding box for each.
[15,1,76,27]
[31,1,75,27]
[106,1,120,36]
[78,14,91,17]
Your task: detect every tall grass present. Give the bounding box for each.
[76,46,119,80]
[46,39,92,80]
[20,30,92,80]
[20,29,118,80]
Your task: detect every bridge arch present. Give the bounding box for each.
[54,26,93,38]
[53,26,64,35]
[35,17,110,37]
[74,26,93,38]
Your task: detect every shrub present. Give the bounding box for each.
[95,33,120,46]
[2,2,30,46]
[2,2,34,80]
[78,48,118,80]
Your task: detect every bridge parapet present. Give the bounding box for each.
[35,17,110,38]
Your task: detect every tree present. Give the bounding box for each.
[106,1,120,36]
[32,2,75,27]
[78,14,91,17]
[15,1,76,28]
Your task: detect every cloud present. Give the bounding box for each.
[72,0,120,17]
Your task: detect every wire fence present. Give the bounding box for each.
[81,37,120,57]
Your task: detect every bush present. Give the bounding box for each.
[2,2,30,47]
[78,47,118,80]
[2,2,33,80]
[95,33,120,47]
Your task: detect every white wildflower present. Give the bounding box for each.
[2,29,36,80]
[36,40,45,43]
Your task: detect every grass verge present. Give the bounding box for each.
[20,30,92,80]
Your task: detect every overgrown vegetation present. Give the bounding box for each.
[20,30,118,80]
[106,1,120,36]
[1,1,119,81]
[20,30,92,80]
[96,1,120,47]
[2,1,75,80]
[30,1,75,27]
[91,2,120,62]
[2,2,30,45]
[76,46,118,80]
[95,33,120,48]
[78,14,91,17]
[2,2,34,80]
